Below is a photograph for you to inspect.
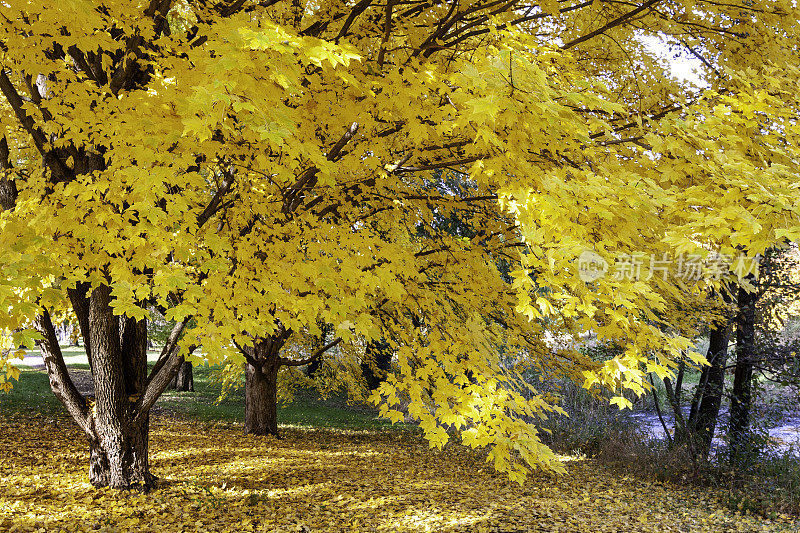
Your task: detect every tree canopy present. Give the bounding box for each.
[1,0,800,486]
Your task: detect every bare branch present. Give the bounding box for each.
[395,155,484,173]
[328,122,360,162]
[0,70,71,180]
[233,339,261,368]
[561,0,661,50]
[335,0,374,41]
[34,310,92,436]
[135,340,197,425]
[377,0,395,68]
[197,168,236,228]
[145,318,189,385]
[278,337,342,366]
[67,283,94,373]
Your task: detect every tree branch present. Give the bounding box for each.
[562,0,661,50]
[34,310,92,436]
[328,122,359,162]
[145,318,190,386]
[335,0,374,41]
[135,339,197,425]
[233,339,261,368]
[278,337,342,366]
[377,0,395,68]
[197,168,236,228]
[0,70,71,180]
[67,283,94,374]
[394,155,483,173]
[0,135,17,211]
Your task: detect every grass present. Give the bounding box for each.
[1,352,405,432]
[0,367,65,415]
[156,364,402,430]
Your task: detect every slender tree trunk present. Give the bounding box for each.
[730,284,757,459]
[244,359,279,436]
[690,320,732,456]
[170,361,194,391]
[663,376,691,444]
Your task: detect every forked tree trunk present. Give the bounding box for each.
[86,286,154,489]
[36,285,190,491]
[170,361,194,392]
[240,328,340,437]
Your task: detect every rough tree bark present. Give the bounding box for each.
[34,286,191,490]
[35,286,152,488]
[0,136,17,210]
[239,329,342,437]
[244,337,284,437]
[729,283,758,459]
[170,361,194,392]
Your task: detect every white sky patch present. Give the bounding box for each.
[639,34,709,88]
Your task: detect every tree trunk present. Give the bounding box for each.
[176,361,194,391]
[36,285,160,490]
[361,339,392,390]
[170,360,194,391]
[729,284,757,459]
[85,286,155,489]
[88,416,152,488]
[306,357,321,378]
[244,359,279,436]
[690,320,732,456]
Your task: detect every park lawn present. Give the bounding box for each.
[1,364,399,430]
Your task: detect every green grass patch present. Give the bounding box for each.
[2,356,407,433]
[0,368,66,416]
[157,363,403,430]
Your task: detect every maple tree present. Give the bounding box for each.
[1,0,800,491]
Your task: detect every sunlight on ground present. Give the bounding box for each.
[0,414,796,532]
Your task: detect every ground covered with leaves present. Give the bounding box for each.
[1,414,797,532]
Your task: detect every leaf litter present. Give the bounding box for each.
[0,414,796,532]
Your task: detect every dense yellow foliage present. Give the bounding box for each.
[1,0,800,481]
[1,414,796,532]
